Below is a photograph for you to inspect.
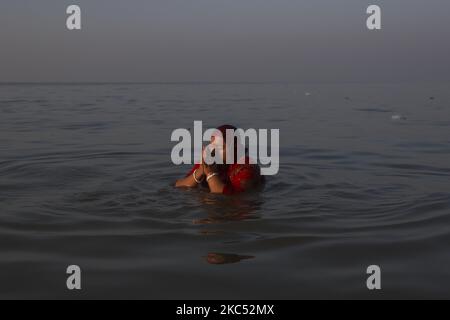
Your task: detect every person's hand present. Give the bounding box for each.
[201,145,218,176]
[195,163,205,180]
[202,162,218,176]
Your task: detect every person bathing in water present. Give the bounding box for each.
[175,125,264,195]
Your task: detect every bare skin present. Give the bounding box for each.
[203,163,226,194]
[175,138,227,194]
[175,132,260,195]
[175,161,226,194]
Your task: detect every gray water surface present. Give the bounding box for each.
[1,83,449,299]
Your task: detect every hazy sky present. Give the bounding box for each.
[0,0,449,82]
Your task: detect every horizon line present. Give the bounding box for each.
[1,80,448,85]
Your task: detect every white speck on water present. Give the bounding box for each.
[391,114,407,121]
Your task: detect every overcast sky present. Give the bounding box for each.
[0,0,449,82]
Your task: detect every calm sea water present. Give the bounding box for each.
[0,83,449,299]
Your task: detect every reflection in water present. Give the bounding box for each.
[193,192,263,265]
[193,191,263,225]
[205,253,255,265]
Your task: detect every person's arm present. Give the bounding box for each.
[203,164,226,194]
[175,164,205,188]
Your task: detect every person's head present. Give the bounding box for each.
[210,124,237,164]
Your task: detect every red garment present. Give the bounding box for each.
[186,157,262,195]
